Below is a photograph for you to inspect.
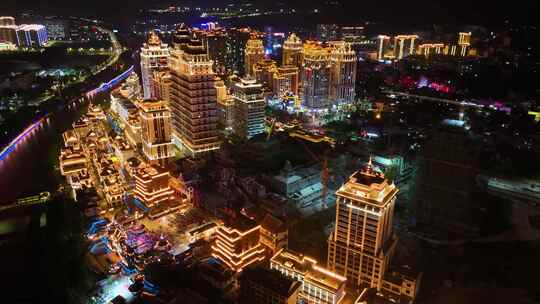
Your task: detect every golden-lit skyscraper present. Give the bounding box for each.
[418,43,445,58]
[300,41,331,109]
[215,78,235,130]
[138,100,174,163]
[152,70,171,104]
[169,25,220,157]
[329,42,356,104]
[282,33,303,67]
[327,160,399,289]
[140,31,170,99]
[458,32,471,56]
[0,16,16,26]
[273,66,299,97]
[377,35,391,61]
[244,34,265,77]
[233,77,266,139]
[253,58,278,93]
[393,35,419,60]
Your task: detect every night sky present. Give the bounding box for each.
[0,0,537,25]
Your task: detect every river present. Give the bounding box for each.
[0,60,135,204]
[0,97,91,203]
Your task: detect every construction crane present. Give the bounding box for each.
[299,141,331,210]
[321,158,329,209]
[266,118,277,141]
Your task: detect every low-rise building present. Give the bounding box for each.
[211,219,266,273]
[380,266,422,304]
[113,135,136,165]
[272,162,323,208]
[270,248,347,304]
[260,214,288,256]
[133,164,174,208]
[239,266,301,304]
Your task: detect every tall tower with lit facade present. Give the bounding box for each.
[329,42,356,105]
[393,35,419,60]
[377,35,391,61]
[282,33,302,67]
[169,26,220,157]
[138,100,174,163]
[140,31,170,99]
[273,66,299,97]
[301,41,331,109]
[458,32,471,56]
[233,77,266,139]
[244,34,265,77]
[0,16,16,26]
[327,160,399,289]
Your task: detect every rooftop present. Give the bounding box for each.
[241,267,301,298]
[350,160,386,186]
[260,214,287,234]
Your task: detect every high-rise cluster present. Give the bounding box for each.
[377,32,473,60]
[300,40,357,109]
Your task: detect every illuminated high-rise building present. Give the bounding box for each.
[418,43,445,58]
[393,35,419,60]
[200,28,230,76]
[301,41,331,109]
[273,66,299,97]
[16,24,48,47]
[0,25,18,45]
[169,25,220,157]
[282,33,302,67]
[253,58,278,93]
[327,160,398,288]
[457,32,471,56]
[377,35,391,61]
[244,34,265,77]
[152,70,172,103]
[0,17,17,45]
[329,42,356,105]
[226,27,251,75]
[233,77,266,139]
[327,160,421,303]
[0,16,16,26]
[140,31,170,99]
[138,99,174,163]
[215,78,235,130]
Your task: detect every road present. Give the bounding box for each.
[485,176,540,204]
[91,26,123,75]
[383,89,483,108]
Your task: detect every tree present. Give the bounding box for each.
[30,195,96,304]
